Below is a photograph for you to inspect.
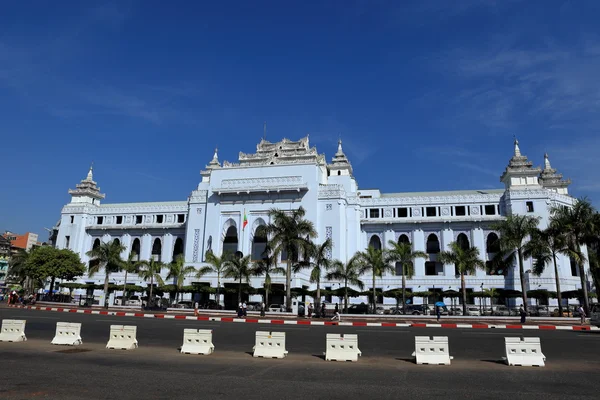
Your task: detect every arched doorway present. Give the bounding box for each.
[368,235,382,250]
[251,225,268,260]
[426,234,440,253]
[398,234,410,245]
[222,226,238,256]
[151,238,162,261]
[131,238,141,261]
[172,237,184,260]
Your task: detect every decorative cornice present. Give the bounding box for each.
[213,176,308,193]
[358,193,502,206]
[318,184,347,199]
[188,190,208,203]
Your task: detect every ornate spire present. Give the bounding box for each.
[328,136,353,176]
[500,138,541,186]
[539,153,571,192]
[207,147,221,169]
[336,138,344,156]
[68,164,105,202]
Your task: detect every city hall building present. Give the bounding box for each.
[54,136,587,308]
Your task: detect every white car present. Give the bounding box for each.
[268,304,284,312]
[125,296,142,306]
[466,306,481,316]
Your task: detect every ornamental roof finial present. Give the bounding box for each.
[544,153,552,170]
[86,162,94,181]
[337,136,343,155]
[213,147,218,160]
[513,136,521,157]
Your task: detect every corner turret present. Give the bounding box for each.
[500,139,542,189]
[539,153,571,194]
[68,164,105,205]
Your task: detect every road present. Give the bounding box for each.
[1,307,599,400]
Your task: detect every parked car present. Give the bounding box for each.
[448,307,463,316]
[269,304,285,312]
[530,305,551,317]
[175,301,193,309]
[246,302,262,311]
[403,304,430,315]
[590,303,600,327]
[125,296,142,306]
[466,306,481,316]
[492,305,516,316]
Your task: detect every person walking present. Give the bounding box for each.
[260,302,266,317]
[242,301,247,317]
[519,305,527,324]
[436,306,441,322]
[308,303,313,318]
[578,304,586,325]
[321,302,326,319]
[237,302,243,318]
[331,303,340,322]
[194,301,199,317]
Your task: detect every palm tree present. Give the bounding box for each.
[294,239,333,314]
[196,250,229,308]
[86,240,126,307]
[121,252,141,304]
[167,254,197,305]
[266,206,317,311]
[7,248,31,290]
[550,198,597,313]
[385,240,428,315]
[439,242,485,316]
[251,245,285,308]
[483,287,500,312]
[326,255,365,313]
[523,227,570,316]
[138,258,165,305]
[224,254,252,304]
[492,215,540,312]
[356,246,394,313]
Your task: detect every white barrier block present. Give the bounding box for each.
[51,322,82,346]
[0,320,27,342]
[412,336,453,365]
[253,331,288,358]
[106,325,138,350]
[325,333,361,362]
[181,329,214,355]
[504,337,546,367]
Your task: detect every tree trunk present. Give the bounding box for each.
[316,282,321,317]
[149,275,154,305]
[286,259,292,312]
[216,274,221,308]
[238,276,242,304]
[552,253,563,316]
[122,271,128,304]
[372,273,376,314]
[49,276,56,297]
[577,244,590,314]
[344,278,348,314]
[103,271,110,309]
[518,249,528,312]
[461,272,467,316]
[402,265,407,315]
[266,288,269,309]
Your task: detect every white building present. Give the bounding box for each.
[54,136,588,308]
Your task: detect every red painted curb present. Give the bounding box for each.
[352,322,367,327]
[539,325,556,330]
[505,325,523,329]
[441,324,458,329]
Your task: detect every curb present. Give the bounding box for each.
[5,305,599,331]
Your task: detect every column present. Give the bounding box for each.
[472,227,486,278]
[121,234,132,259]
[162,233,174,264]
[442,228,455,278]
[141,234,152,261]
[412,229,425,277]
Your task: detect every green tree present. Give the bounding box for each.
[294,239,333,314]
[224,254,252,304]
[25,247,86,296]
[196,250,229,308]
[266,206,317,311]
[167,254,196,305]
[523,227,570,316]
[356,246,393,313]
[384,240,428,315]
[251,245,285,307]
[325,255,364,313]
[138,258,165,305]
[86,240,126,307]
[492,215,540,312]
[439,242,485,316]
[121,252,142,303]
[7,249,31,289]
[550,199,598,313]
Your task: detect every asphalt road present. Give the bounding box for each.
[1,307,599,400]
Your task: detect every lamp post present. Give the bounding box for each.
[480,283,484,314]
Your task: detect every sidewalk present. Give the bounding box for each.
[4,303,598,331]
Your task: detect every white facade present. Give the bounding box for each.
[54,137,588,307]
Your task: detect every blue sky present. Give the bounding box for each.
[2,0,600,240]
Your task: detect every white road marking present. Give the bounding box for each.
[12,315,59,320]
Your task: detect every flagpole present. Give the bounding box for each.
[241,208,245,256]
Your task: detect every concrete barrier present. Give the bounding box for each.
[504,337,546,367]
[106,325,138,350]
[181,329,215,355]
[253,331,288,358]
[412,336,453,365]
[51,322,82,346]
[325,333,361,362]
[0,319,27,342]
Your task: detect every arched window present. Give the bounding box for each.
[172,237,184,259]
[398,234,410,245]
[457,233,470,250]
[486,233,500,253]
[113,238,121,246]
[92,238,101,249]
[251,226,268,261]
[368,235,382,250]
[89,239,101,269]
[131,238,141,261]
[426,234,440,253]
[151,238,162,261]
[222,226,238,256]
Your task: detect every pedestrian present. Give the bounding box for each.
[578,304,586,325]
[194,301,199,317]
[436,306,441,322]
[260,302,266,317]
[242,301,247,317]
[321,302,326,318]
[238,302,243,318]
[519,305,527,324]
[331,303,340,322]
[308,303,313,318]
